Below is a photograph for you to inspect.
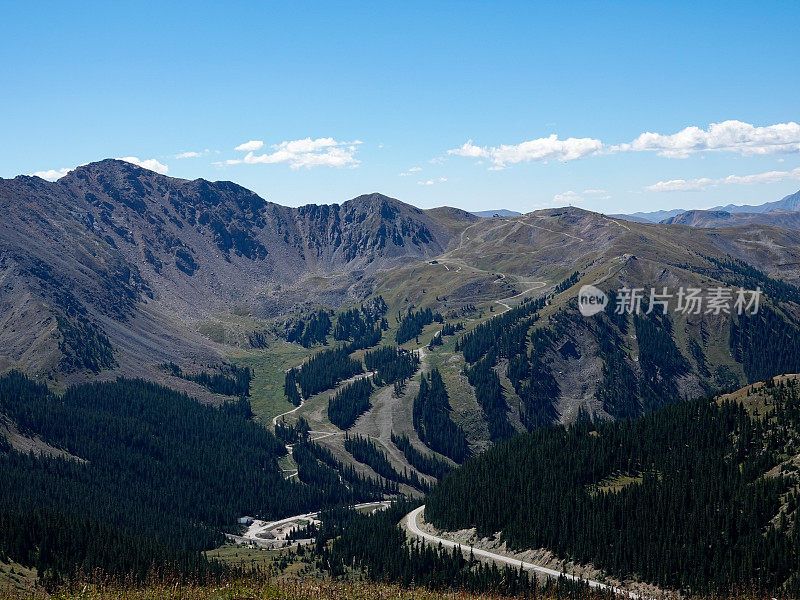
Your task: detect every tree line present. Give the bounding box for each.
[316,501,613,598]
[163,361,252,397]
[292,441,391,502]
[364,345,420,386]
[464,350,515,441]
[396,308,438,344]
[328,377,373,430]
[464,301,560,432]
[343,433,429,492]
[426,383,800,594]
[412,369,469,463]
[285,309,332,347]
[334,296,389,352]
[0,372,341,584]
[289,347,363,400]
[455,296,544,364]
[391,432,452,480]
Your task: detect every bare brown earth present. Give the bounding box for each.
[0,415,85,463]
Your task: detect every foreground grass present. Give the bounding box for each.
[0,577,595,600]
[4,575,788,600]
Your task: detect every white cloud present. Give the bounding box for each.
[448,140,489,159]
[226,137,361,169]
[235,140,264,152]
[722,169,800,185]
[617,120,800,158]
[399,166,422,176]
[448,135,604,168]
[446,121,800,170]
[274,137,339,153]
[417,177,447,186]
[119,157,169,174]
[645,167,800,192]
[31,167,72,180]
[175,151,203,159]
[553,190,584,204]
[645,178,715,192]
[581,189,611,200]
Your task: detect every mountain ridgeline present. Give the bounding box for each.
[2,159,800,405]
[0,160,456,383]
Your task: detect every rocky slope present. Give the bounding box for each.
[3,159,800,433]
[0,160,462,384]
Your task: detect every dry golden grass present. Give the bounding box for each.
[0,577,568,600]
[2,573,789,600]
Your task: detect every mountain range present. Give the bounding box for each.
[615,188,800,224]
[5,159,800,594]
[0,160,463,393]
[3,159,800,426]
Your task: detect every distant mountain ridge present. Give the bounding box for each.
[663,208,800,230]
[611,208,685,223]
[615,188,800,223]
[471,209,522,218]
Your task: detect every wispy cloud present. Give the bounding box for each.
[582,188,612,200]
[30,167,72,180]
[417,177,447,186]
[448,135,604,168]
[175,150,209,159]
[553,190,584,204]
[645,167,800,192]
[226,137,361,169]
[234,140,264,152]
[399,166,422,176]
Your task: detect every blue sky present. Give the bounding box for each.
[2,1,799,214]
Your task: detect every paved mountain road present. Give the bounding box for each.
[404,505,642,599]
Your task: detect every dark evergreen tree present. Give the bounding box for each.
[328,378,373,430]
[364,346,420,386]
[391,432,452,479]
[412,369,469,463]
[0,372,344,584]
[396,308,436,344]
[344,434,428,492]
[426,387,800,595]
[464,351,515,441]
[292,347,363,399]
